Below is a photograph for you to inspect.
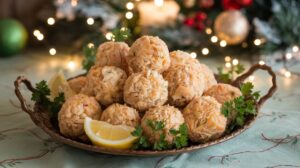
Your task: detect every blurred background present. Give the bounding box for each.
[0,0,299,78]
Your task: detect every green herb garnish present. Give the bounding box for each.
[31,80,65,125]
[131,126,150,149]
[222,82,260,131]
[169,124,188,149]
[131,120,189,150]
[217,63,245,83]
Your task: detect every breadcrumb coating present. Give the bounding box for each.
[204,83,242,124]
[68,76,87,93]
[124,70,168,111]
[163,65,205,107]
[95,41,129,71]
[100,103,140,127]
[183,96,227,142]
[80,66,127,106]
[127,36,170,73]
[141,105,184,144]
[58,94,102,140]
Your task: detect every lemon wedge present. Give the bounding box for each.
[84,117,137,150]
[48,71,76,100]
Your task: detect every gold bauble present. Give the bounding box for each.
[214,10,250,45]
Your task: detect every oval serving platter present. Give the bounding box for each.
[14,64,276,156]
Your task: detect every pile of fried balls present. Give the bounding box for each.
[59,36,242,146]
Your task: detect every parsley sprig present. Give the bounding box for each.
[31,80,65,126]
[222,82,260,131]
[169,124,188,149]
[217,63,245,83]
[131,120,188,150]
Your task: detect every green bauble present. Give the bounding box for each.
[0,19,28,57]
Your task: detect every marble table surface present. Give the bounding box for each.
[0,52,299,168]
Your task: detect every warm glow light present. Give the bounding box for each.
[125,12,133,19]
[37,34,44,41]
[105,32,114,40]
[225,56,231,62]
[254,39,262,46]
[285,53,292,60]
[126,2,135,10]
[71,0,78,6]
[154,0,164,7]
[201,48,209,55]
[87,43,94,48]
[211,36,218,43]
[292,45,299,52]
[225,62,231,68]
[284,71,291,78]
[259,60,265,65]
[67,61,77,71]
[87,18,94,25]
[220,40,227,47]
[248,75,255,82]
[47,17,55,25]
[49,48,56,55]
[205,28,212,35]
[33,30,41,37]
[121,27,126,31]
[190,52,197,58]
[232,59,239,65]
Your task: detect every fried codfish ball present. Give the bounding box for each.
[141,105,184,144]
[58,94,102,140]
[68,76,87,93]
[183,96,227,142]
[203,83,242,124]
[169,50,216,91]
[124,70,168,111]
[163,65,205,107]
[127,36,170,73]
[100,103,140,127]
[95,41,129,71]
[80,66,127,106]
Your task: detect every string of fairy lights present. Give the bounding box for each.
[32,0,298,80]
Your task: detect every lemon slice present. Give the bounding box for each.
[48,71,76,100]
[84,117,137,150]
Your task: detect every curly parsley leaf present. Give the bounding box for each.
[217,63,245,83]
[222,82,260,131]
[131,126,150,149]
[31,81,65,126]
[170,124,188,149]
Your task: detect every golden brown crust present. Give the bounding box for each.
[124,70,168,111]
[169,50,200,67]
[183,96,227,142]
[80,66,127,106]
[68,76,87,93]
[58,94,102,139]
[163,65,205,107]
[127,36,170,73]
[199,64,217,91]
[95,41,129,71]
[100,103,140,127]
[203,83,242,124]
[141,105,184,144]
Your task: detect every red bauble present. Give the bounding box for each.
[198,0,214,9]
[236,0,253,7]
[222,0,241,10]
[184,18,195,27]
[195,12,207,21]
[194,22,205,31]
